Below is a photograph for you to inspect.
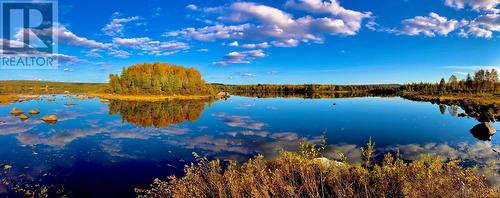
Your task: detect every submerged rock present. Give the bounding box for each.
[40,115,58,124]
[470,122,496,141]
[19,114,28,121]
[64,102,76,107]
[47,98,55,102]
[10,108,24,115]
[29,109,40,115]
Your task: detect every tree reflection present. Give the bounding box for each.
[232,91,396,99]
[439,104,446,114]
[108,99,213,128]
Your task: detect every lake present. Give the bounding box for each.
[0,95,498,197]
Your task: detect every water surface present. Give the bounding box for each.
[0,95,498,197]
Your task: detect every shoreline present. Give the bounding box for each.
[87,93,217,101]
[400,92,500,122]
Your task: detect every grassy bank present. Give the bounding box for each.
[401,92,500,106]
[136,141,499,198]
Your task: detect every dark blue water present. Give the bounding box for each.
[0,95,498,197]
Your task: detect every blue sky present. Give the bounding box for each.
[1,0,499,84]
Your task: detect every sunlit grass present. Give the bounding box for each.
[136,139,499,198]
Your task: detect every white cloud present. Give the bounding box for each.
[186,4,198,11]
[102,16,141,36]
[86,49,103,58]
[228,41,239,47]
[461,13,499,38]
[396,12,465,37]
[285,0,372,32]
[112,37,189,56]
[213,49,266,65]
[165,24,250,41]
[166,1,370,45]
[444,0,499,13]
[241,42,270,49]
[29,24,111,49]
[271,39,299,47]
[108,49,130,58]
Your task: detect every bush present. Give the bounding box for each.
[136,140,499,198]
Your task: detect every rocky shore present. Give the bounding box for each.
[400,92,500,122]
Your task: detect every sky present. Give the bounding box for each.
[0,0,499,84]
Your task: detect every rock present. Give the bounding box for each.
[332,103,337,105]
[216,92,230,99]
[470,122,496,141]
[313,157,344,168]
[78,96,86,100]
[64,102,76,106]
[47,98,55,102]
[19,114,28,121]
[10,108,24,115]
[458,113,467,117]
[40,115,58,124]
[100,99,109,103]
[64,91,70,94]
[28,109,40,115]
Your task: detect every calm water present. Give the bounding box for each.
[0,95,498,197]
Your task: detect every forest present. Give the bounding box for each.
[212,84,400,95]
[400,69,499,94]
[108,62,211,95]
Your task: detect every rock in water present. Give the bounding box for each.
[470,122,496,141]
[19,114,28,121]
[10,108,24,115]
[40,115,58,124]
[29,109,40,115]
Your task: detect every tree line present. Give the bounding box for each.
[108,63,211,95]
[212,84,400,94]
[400,69,499,93]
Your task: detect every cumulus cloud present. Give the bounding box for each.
[167,1,370,44]
[444,0,499,13]
[460,13,499,38]
[285,0,372,32]
[102,15,141,36]
[212,49,266,65]
[397,12,466,37]
[27,24,111,49]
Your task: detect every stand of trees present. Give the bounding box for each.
[108,63,211,95]
[212,84,400,95]
[400,69,499,94]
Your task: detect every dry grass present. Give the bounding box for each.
[401,92,500,105]
[136,140,499,198]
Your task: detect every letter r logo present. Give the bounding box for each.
[1,2,54,53]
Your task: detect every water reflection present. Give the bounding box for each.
[108,99,213,128]
[231,91,396,99]
[0,95,499,197]
[470,123,497,141]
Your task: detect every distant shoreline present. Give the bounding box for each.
[88,93,216,101]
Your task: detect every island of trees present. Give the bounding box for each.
[108,62,211,96]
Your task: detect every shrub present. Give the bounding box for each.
[136,140,499,198]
